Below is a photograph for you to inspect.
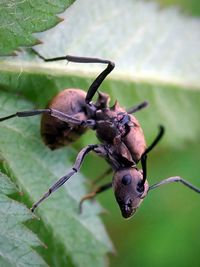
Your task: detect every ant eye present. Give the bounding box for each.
[122,174,132,185]
[137,181,144,193]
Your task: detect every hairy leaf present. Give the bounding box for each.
[0,172,48,267]
[0,0,75,55]
[0,0,200,267]
[0,93,113,267]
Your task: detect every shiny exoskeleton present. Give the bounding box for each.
[1,55,200,219]
[42,88,146,163]
[41,89,88,149]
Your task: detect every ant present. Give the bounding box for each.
[0,55,200,219]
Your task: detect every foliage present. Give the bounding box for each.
[0,0,75,55]
[0,0,200,266]
[0,172,48,267]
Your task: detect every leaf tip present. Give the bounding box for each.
[35,39,44,45]
[57,16,65,23]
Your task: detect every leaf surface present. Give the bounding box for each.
[0,0,200,266]
[0,92,113,267]
[0,0,75,55]
[0,172,48,267]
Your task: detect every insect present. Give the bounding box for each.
[0,55,200,219]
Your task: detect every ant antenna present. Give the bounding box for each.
[141,126,165,185]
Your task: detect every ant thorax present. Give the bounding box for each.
[94,101,146,165]
[95,106,130,144]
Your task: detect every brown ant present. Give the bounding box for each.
[0,55,200,219]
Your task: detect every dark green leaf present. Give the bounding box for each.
[0,172,48,267]
[0,0,75,55]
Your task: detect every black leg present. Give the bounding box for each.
[127,101,148,114]
[143,125,165,156]
[140,126,165,185]
[141,154,147,185]
[148,176,200,194]
[30,144,98,212]
[79,182,112,213]
[36,53,115,104]
[0,109,50,122]
[0,108,96,128]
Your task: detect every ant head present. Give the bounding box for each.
[113,167,149,219]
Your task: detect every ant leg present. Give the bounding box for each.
[140,126,165,185]
[36,53,115,104]
[140,154,147,185]
[127,101,148,114]
[30,144,98,212]
[148,176,200,194]
[92,167,112,185]
[79,182,112,213]
[0,108,96,128]
[0,109,50,122]
[143,125,165,156]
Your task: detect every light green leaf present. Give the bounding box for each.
[155,0,200,16]
[34,0,200,88]
[0,171,18,195]
[0,0,200,267]
[0,172,48,267]
[0,0,76,55]
[0,0,199,148]
[0,92,113,267]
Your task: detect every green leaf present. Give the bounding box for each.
[0,0,76,55]
[0,172,48,267]
[0,171,18,195]
[0,0,200,148]
[155,0,200,16]
[33,0,200,87]
[0,0,200,267]
[0,92,113,267]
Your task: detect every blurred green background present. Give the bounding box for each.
[157,0,200,16]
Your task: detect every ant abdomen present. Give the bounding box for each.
[41,89,88,150]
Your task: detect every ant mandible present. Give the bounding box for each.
[0,54,200,219]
